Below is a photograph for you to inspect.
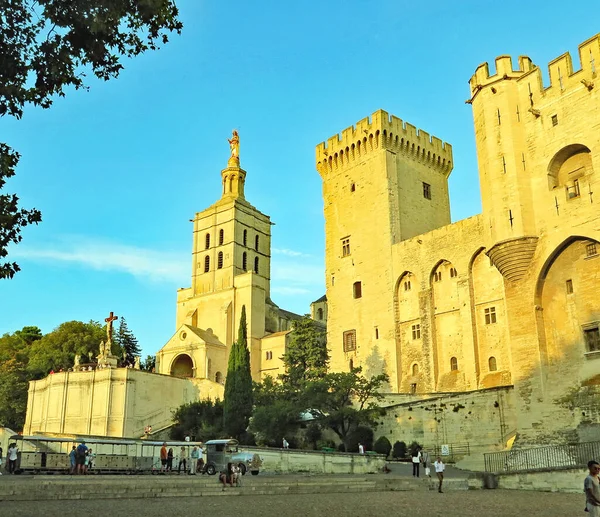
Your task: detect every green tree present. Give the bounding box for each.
[373,435,392,457]
[223,306,253,439]
[114,317,141,366]
[27,320,105,377]
[392,440,407,459]
[0,326,42,429]
[0,0,182,278]
[171,400,224,442]
[304,367,388,450]
[141,355,156,372]
[281,316,328,388]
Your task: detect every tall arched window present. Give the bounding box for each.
[349,359,354,371]
[255,234,259,251]
[488,356,498,372]
[242,252,247,271]
[215,371,223,384]
[204,255,210,273]
[205,233,210,249]
[412,363,419,376]
[450,357,458,371]
[219,229,224,246]
[217,251,223,269]
[243,229,248,246]
[254,256,259,274]
[317,308,323,320]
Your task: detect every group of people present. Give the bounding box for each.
[411,448,446,493]
[0,444,19,475]
[218,462,242,487]
[159,443,204,475]
[69,441,94,474]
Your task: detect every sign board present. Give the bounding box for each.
[440,444,450,456]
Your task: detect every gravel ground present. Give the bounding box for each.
[0,490,582,517]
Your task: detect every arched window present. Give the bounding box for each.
[255,235,259,251]
[488,356,498,372]
[254,256,259,274]
[205,233,210,250]
[317,308,323,320]
[217,251,223,269]
[350,183,356,192]
[412,363,419,376]
[215,371,223,384]
[207,358,212,377]
[219,229,224,246]
[243,229,248,247]
[204,255,210,273]
[242,252,247,271]
[349,359,354,370]
[450,357,458,371]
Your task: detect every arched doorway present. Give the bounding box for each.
[170,354,194,378]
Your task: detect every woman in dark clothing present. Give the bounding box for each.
[167,448,174,472]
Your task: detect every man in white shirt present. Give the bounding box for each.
[282,438,289,449]
[434,456,445,493]
[7,444,18,474]
[585,460,600,517]
[358,443,364,455]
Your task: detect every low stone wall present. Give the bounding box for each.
[496,467,587,493]
[241,447,386,474]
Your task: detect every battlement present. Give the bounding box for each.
[469,33,600,99]
[316,110,452,176]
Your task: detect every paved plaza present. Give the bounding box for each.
[1,490,582,517]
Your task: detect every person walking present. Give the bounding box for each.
[585,460,600,517]
[421,449,431,477]
[358,443,365,455]
[411,448,422,477]
[7,443,18,474]
[160,442,168,473]
[282,438,289,449]
[434,456,446,493]
[178,446,188,474]
[190,446,199,475]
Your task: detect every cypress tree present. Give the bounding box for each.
[115,317,141,366]
[223,306,253,439]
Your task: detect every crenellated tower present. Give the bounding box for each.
[316,109,453,390]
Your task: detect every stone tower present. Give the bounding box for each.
[316,110,453,390]
[173,136,272,380]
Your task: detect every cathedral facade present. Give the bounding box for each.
[317,35,600,444]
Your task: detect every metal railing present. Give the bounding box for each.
[430,443,470,462]
[484,441,600,473]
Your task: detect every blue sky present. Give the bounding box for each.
[1,1,598,356]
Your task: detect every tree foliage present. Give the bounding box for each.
[281,316,328,388]
[303,367,388,449]
[27,320,105,377]
[0,0,183,277]
[373,435,392,457]
[223,306,253,439]
[392,440,407,459]
[114,317,140,366]
[141,354,156,372]
[170,400,224,442]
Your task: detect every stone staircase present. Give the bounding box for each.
[0,474,474,501]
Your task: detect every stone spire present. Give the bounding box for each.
[222,129,246,199]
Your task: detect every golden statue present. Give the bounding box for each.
[228,130,240,160]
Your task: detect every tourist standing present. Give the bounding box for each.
[411,448,421,477]
[167,447,174,472]
[76,441,88,474]
[585,460,600,517]
[160,443,168,473]
[178,446,188,474]
[434,456,445,493]
[7,443,18,474]
[87,448,95,471]
[190,446,199,475]
[282,438,289,449]
[358,443,365,455]
[69,446,77,474]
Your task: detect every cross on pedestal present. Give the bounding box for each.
[105,311,118,344]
